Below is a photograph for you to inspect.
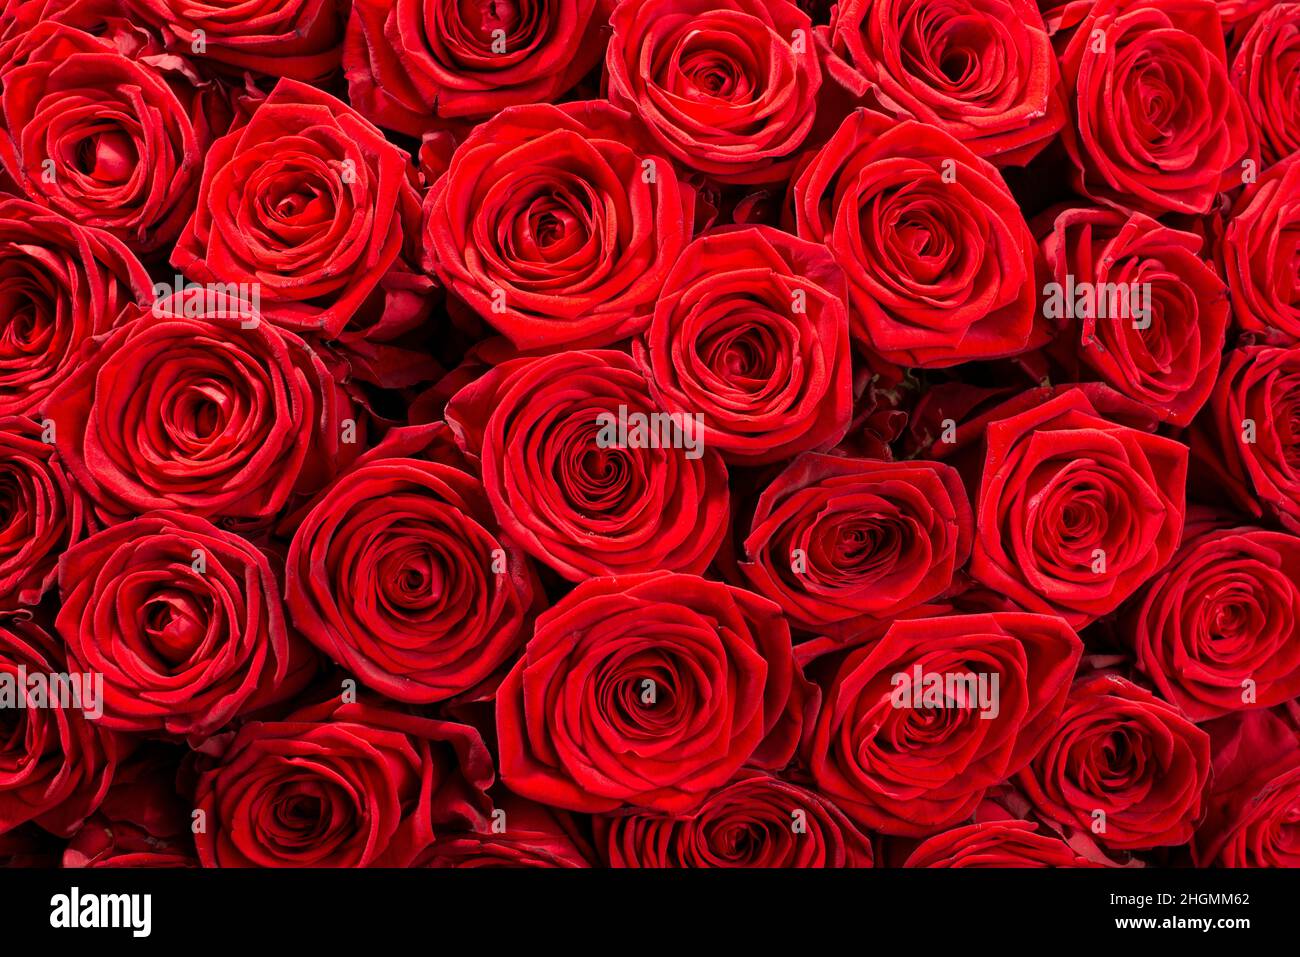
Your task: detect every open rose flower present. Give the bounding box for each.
[445,350,729,581]
[1126,516,1300,722]
[0,613,121,837]
[43,291,356,523]
[904,819,1098,867]
[1058,0,1253,215]
[54,510,304,739]
[1221,153,1300,344]
[173,79,432,350]
[0,198,150,417]
[1019,673,1211,851]
[633,226,853,465]
[123,0,345,82]
[1232,4,1300,171]
[496,572,813,813]
[286,425,541,704]
[345,0,611,134]
[966,388,1187,628]
[598,769,874,867]
[191,698,494,867]
[734,453,973,636]
[605,0,821,184]
[1195,709,1300,867]
[416,793,593,868]
[0,22,213,254]
[1190,345,1300,534]
[1038,206,1229,426]
[0,417,89,607]
[791,109,1037,367]
[802,612,1081,836]
[424,101,695,350]
[818,0,1067,165]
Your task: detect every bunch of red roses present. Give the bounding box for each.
[0,0,1297,869]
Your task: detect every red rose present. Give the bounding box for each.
[1058,0,1253,215]
[44,291,356,523]
[1221,153,1300,344]
[1190,345,1300,534]
[968,388,1186,628]
[0,417,89,607]
[734,453,973,636]
[0,21,213,253]
[445,350,730,580]
[496,572,814,813]
[1126,515,1300,722]
[416,793,593,868]
[791,109,1037,367]
[173,79,431,355]
[819,0,1067,165]
[802,612,1081,835]
[345,0,611,133]
[122,0,345,82]
[633,226,853,465]
[424,101,696,350]
[605,0,822,184]
[1195,709,1300,867]
[1019,673,1211,850]
[599,769,874,867]
[0,612,121,837]
[191,698,494,867]
[1038,206,1229,426]
[0,198,150,417]
[1232,3,1300,170]
[64,749,197,868]
[54,510,304,739]
[904,819,1099,867]
[285,425,541,704]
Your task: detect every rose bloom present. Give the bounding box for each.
[496,572,813,813]
[1190,345,1300,535]
[54,510,306,740]
[416,793,593,868]
[43,291,357,523]
[1058,0,1253,216]
[734,453,973,635]
[191,698,494,867]
[1196,709,1300,867]
[0,21,214,254]
[1038,206,1229,426]
[345,0,611,134]
[0,613,121,837]
[1221,153,1300,344]
[1020,673,1211,850]
[818,0,1067,165]
[966,387,1186,628]
[791,109,1037,367]
[123,0,345,81]
[634,226,853,465]
[64,749,197,868]
[0,417,89,607]
[424,101,695,350]
[1126,514,1300,722]
[173,79,431,350]
[445,350,729,581]
[802,613,1081,836]
[605,0,821,184]
[0,198,150,417]
[598,769,874,867]
[286,425,541,704]
[904,819,1097,867]
[1232,4,1300,170]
